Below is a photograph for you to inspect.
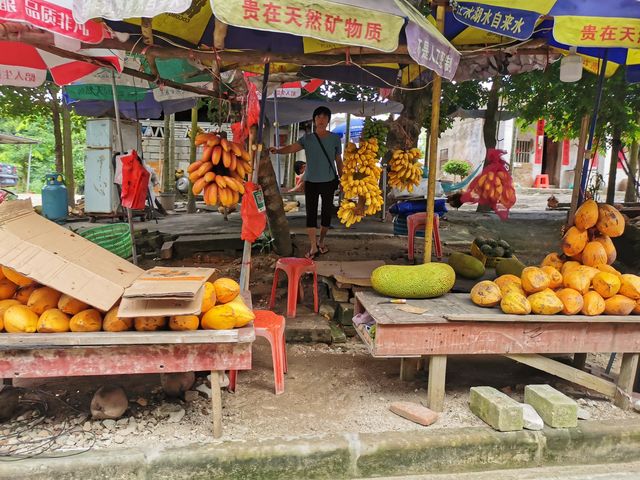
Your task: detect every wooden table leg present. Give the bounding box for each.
[400,358,419,381]
[427,355,447,412]
[211,370,223,438]
[614,353,639,410]
[573,353,587,370]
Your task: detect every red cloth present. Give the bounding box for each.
[120,150,150,210]
[460,149,516,220]
[241,182,266,242]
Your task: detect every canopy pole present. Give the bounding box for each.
[424,4,445,264]
[111,71,138,266]
[26,144,33,193]
[567,115,591,227]
[578,50,609,206]
[240,62,271,292]
[274,89,281,187]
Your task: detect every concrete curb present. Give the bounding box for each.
[3,420,640,480]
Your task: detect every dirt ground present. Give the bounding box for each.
[2,340,636,456]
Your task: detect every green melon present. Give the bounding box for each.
[370,263,455,299]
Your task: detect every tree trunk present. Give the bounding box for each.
[258,151,292,256]
[387,87,431,154]
[483,77,501,152]
[187,107,197,214]
[625,138,638,203]
[606,127,622,205]
[477,77,501,213]
[50,99,63,174]
[61,105,75,206]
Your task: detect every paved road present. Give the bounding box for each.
[361,462,640,480]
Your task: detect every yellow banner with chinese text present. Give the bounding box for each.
[212,0,404,53]
[554,16,640,49]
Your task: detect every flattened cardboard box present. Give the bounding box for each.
[118,267,215,318]
[0,200,213,315]
[0,200,141,311]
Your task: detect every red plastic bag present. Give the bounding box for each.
[241,182,266,242]
[120,150,150,210]
[460,149,516,220]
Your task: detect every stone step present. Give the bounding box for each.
[284,314,332,344]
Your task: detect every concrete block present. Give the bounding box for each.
[389,401,438,426]
[524,384,578,428]
[319,302,337,321]
[331,286,350,303]
[469,386,524,432]
[522,403,544,431]
[285,314,332,344]
[337,302,354,326]
[329,321,346,344]
[160,241,174,260]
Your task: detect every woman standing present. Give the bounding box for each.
[269,106,342,259]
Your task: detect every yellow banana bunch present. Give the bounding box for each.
[339,138,384,227]
[337,200,362,228]
[388,147,423,192]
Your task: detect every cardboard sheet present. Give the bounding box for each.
[315,260,385,287]
[0,200,142,311]
[123,267,215,299]
[118,286,205,318]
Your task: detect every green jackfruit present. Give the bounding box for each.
[370,263,455,299]
[448,252,485,279]
[495,258,527,277]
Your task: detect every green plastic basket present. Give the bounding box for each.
[78,223,132,259]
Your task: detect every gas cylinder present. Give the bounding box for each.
[42,173,68,220]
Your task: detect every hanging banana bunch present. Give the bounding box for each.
[338,137,384,228]
[361,118,389,159]
[388,147,423,192]
[187,132,253,208]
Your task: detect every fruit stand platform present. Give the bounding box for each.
[0,328,254,438]
[354,291,640,412]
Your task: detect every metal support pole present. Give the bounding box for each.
[578,51,609,205]
[274,89,281,187]
[26,144,32,192]
[111,71,138,266]
[239,63,271,292]
[424,4,445,263]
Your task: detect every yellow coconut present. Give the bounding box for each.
[58,294,89,315]
[169,315,200,331]
[1,267,35,287]
[4,304,38,333]
[69,309,103,332]
[37,309,70,333]
[0,278,18,300]
[201,282,217,313]
[134,316,167,331]
[102,306,134,332]
[27,286,62,315]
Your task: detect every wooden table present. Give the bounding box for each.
[0,328,254,438]
[355,291,640,412]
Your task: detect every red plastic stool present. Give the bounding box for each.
[407,212,443,261]
[534,174,549,188]
[269,257,318,317]
[228,310,287,395]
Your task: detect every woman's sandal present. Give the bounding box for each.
[305,249,319,260]
[317,244,329,255]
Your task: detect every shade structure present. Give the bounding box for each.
[0,42,124,87]
[2,0,105,43]
[64,55,213,103]
[70,0,461,85]
[451,0,640,81]
[64,91,197,119]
